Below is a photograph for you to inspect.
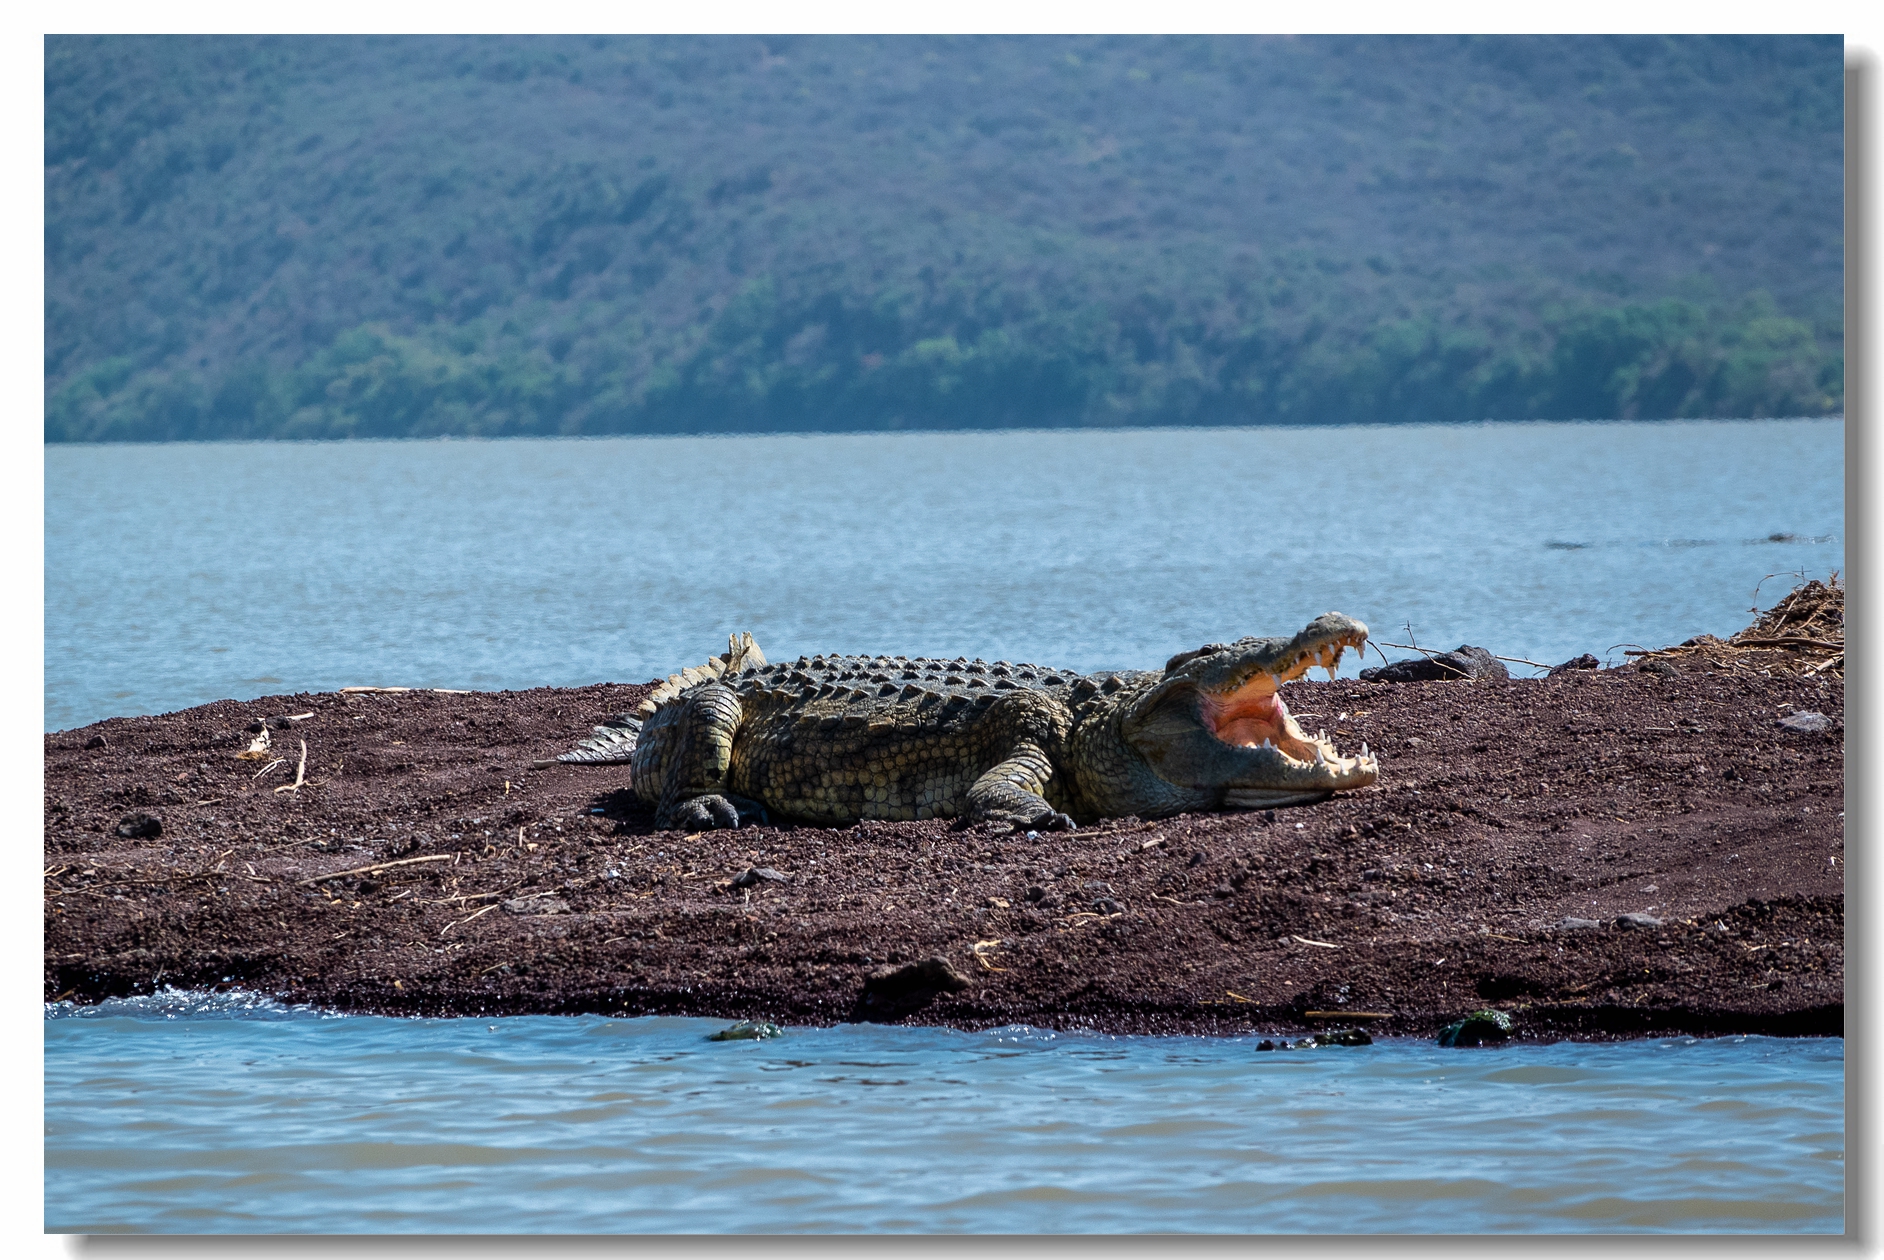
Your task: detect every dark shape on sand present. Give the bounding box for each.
[1361,645,1509,683]
[856,956,972,1022]
[1549,653,1601,676]
[731,866,789,889]
[114,812,161,839]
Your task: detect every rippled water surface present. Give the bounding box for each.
[44,994,1842,1233]
[44,419,1842,731]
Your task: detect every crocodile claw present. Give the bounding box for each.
[674,795,742,832]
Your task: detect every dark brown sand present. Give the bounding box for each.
[44,656,1841,1041]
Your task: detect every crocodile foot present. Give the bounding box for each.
[664,793,770,832]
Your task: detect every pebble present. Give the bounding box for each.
[1557,916,1604,930]
[731,866,789,889]
[502,896,569,916]
[1614,911,1664,929]
[1778,711,1832,733]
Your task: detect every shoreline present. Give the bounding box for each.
[45,659,1842,1041]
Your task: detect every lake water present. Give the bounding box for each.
[44,419,1843,733]
[45,992,1844,1234]
[43,420,1845,1233]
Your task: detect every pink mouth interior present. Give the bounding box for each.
[1199,686,1295,749]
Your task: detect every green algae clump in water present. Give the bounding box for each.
[1438,1009,1515,1047]
[707,1020,783,1042]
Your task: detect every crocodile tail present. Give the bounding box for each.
[631,631,766,719]
[556,633,765,765]
[557,715,643,764]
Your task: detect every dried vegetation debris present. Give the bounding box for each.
[1631,575,1843,679]
[44,595,1844,1040]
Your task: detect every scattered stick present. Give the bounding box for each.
[1291,935,1339,949]
[1729,636,1844,651]
[273,741,309,794]
[251,758,287,780]
[297,853,455,885]
[338,686,474,695]
[443,904,500,936]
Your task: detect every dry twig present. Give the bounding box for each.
[273,741,308,794]
[297,853,455,885]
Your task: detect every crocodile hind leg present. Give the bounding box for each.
[635,683,754,831]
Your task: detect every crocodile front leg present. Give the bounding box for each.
[634,682,751,831]
[965,691,1077,831]
[967,742,1077,831]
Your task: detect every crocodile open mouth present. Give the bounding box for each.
[1197,626,1375,780]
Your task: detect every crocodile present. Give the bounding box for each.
[560,614,1379,832]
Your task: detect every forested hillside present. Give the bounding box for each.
[45,35,1843,441]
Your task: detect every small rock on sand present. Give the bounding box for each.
[1360,646,1509,683]
[114,813,162,839]
[503,896,569,916]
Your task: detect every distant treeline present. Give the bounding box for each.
[46,36,1843,441]
[48,290,1840,441]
